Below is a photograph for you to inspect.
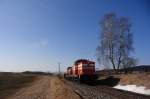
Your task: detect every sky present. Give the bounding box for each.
[0,0,149,72]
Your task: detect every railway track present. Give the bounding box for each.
[65,80,150,99]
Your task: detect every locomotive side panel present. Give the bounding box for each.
[72,66,77,75]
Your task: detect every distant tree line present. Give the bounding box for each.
[97,13,137,73]
[22,71,53,75]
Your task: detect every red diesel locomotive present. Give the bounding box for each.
[64,59,98,82]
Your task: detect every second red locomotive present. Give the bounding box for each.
[64,59,98,82]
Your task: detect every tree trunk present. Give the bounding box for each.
[110,59,116,72]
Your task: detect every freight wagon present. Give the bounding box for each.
[64,59,98,83]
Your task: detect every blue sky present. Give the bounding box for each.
[0,0,149,72]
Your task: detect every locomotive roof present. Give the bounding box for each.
[67,67,72,70]
[74,59,95,65]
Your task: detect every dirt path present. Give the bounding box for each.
[8,76,51,99]
[50,77,81,99]
[8,76,80,99]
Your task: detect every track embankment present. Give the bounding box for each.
[65,79,150,99]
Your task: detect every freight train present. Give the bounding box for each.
[64,59,98,83]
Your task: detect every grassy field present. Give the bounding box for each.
[0,72,37,99]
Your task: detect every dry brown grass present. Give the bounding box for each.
[0,72,37,99]
[98,71,150,89]
[117,72,150,89]
[50,76,81,99]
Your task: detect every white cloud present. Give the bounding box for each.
[32,38,49,48]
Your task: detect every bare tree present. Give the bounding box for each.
[97,13,137,72]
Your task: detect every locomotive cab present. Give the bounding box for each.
[65,59,98,83]
[75,59,97,82]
